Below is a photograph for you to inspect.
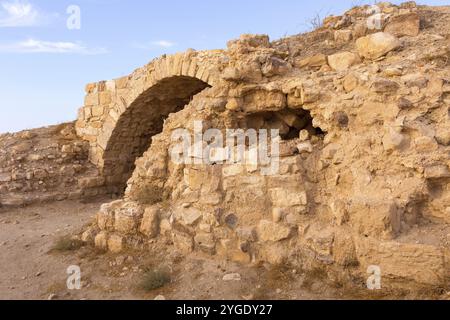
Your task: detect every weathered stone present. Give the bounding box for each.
[415,136,438,153]
[108,234,124,253]
[94,231,108,250]
[262,57,291,77]
[242,90,286,113]
[180,207,203,226]
[397,97,413,109]
[269,188,307,207]
[297,141,313,154]
[295,54,327,69]
[424,165,450,179]
[356,32,401,60]
[371,79,400,93]
[436,129,450,146]
[343,73,359,92]
[331,200,349,226]
[81,227,97,243]
[225,98,242,111]
[114,202,143,235]
[172,232,194,254]
[384,13,420,37]
[327,51,361,71]
[140,206,160,238]
[257,220,293,242]
[350,202,401,240]
[236,227,257,242]
[334,30,353,43]
[383,129,408,152]
[355,237,446,286]
[194,233,216,254]
[222,273,241,281]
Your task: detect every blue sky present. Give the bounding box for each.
[0,0,447,133]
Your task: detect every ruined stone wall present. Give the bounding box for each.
[0,123,107,207]
[0,1,447,292]
[79,2,450,291]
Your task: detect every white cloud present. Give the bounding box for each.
[0,0,50,27]
[133,40,177,49]
[152,40,176,48]
[0,39,108,54]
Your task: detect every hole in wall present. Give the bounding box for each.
[242,108,325,141]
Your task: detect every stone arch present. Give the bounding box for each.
[103,76,210,190]
[75,51,223,193]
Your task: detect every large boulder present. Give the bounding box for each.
[356,32,401,60]
[327,51,361,71]
[384,13,420,37]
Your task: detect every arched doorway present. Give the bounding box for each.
[102,76,210,193]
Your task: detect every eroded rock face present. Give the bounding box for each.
[2,2,449,293]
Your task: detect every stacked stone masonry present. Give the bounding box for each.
[2,2,450,292]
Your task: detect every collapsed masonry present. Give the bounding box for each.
[1,2,450,292]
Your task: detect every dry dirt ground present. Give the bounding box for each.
[0,199,446,300]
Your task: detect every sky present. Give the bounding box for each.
[0,0,448,133]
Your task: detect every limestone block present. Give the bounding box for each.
[108,234,124,253]
[222,165,244,177]
[84,93,99,106]
[180,207,203,226]
[297,141,313,154]
[331,200,349,226]
[295,54,327,69]
[383,128,408,152]
[236,227,257,242]
[114,202,144,234]
[436,128,450,146]
[91,105,104,117]
[350,201,401,240]
[333,229,358,266]
[415,136,438,153]
[99,91,112,105]
[94,231,108,250]
[140,206,160,238]
[172,232,194,254]
[343,73,359,92]
[242,90,286,113]
[355,237,446,286]
[194,233,216,254]
[81,227,97,243]
[327,51,361,71]
[262,57,292,77]
[269,188,307,207]
[334,30,353,43]
[225,98,242,111]
[371,79,400,93]
[257,220,293,242]
[356,32,401,60]
[424,165,450,180]
[384,13,420,37]
[300,82,320,104]
[97,207,115,231]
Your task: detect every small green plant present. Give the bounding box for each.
[139,270,170,292]
[53,236,84,252]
